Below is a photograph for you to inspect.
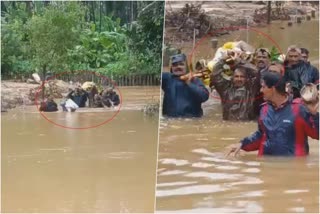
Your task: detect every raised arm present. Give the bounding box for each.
[210,59,231,96]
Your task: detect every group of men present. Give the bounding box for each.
[161,43,319,157]
[39,84,120,112]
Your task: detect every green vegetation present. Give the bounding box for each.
[1,1,164,79]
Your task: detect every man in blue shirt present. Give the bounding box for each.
[227,72,319,157]
[162,54,209,117]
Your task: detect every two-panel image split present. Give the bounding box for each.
[1,0,319,213]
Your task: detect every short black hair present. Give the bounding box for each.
[255,48,271,58]
[262,72,286,94]
[300,48,309,55]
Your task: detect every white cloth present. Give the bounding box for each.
[65,99,79,109]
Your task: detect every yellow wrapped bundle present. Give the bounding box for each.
[81,81,96,90]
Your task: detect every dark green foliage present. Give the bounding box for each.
[270,46,281,62]
[1,1,164,79]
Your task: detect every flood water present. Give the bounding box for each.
[156,19,319,212]
[1,87,160,213]
[178,19,319,68]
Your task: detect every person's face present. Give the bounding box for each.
[233,70,246,87]
[255,51,270,69]
[268,65,282,74]
[260,80,274,101]
[171,61,187,76]
[287,51,301,65]
[301,53,309,62]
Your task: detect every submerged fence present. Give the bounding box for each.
[2,72,161,86]
[59,73,161,86]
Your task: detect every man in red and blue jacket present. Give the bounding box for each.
[228,72,319,156]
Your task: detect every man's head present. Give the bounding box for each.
[170,54,188,76]
[106,87,114,95]
[47,95,54,102]
[268,62,283,75]
[75,87,81,94]
[255,48,271,70]
[232,67,247,88]
[286,45,301,66]
[260,72,286,101]
[300,47,309,63]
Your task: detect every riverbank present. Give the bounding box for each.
[1,80,160,113]
[164,1,318,45]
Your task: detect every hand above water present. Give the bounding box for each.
[304,101,319,115]
[225,143,242,157]
[179,72,194,84]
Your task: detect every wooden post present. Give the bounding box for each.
[211,38,218,49]
[297,17,302,23]
[42,64,46,100]
[267,1,271,24]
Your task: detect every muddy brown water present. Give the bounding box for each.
[1,87,160,213]
[172,19,319,69]
[157,20,319,212]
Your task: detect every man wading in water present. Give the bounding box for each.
[162,54,209,117]
[227,72,319,157]
[210,51,260,121]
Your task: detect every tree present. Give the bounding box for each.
[27,2,84,75]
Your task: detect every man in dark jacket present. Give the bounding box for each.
[39,96,58,112]
[210,56,260,121]
[101,87,120,107]
[66,86,88,108]
[162,54,209,117]
[284,46,319,98]
[227,72,319,157]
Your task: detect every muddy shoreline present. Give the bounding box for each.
[164,1,318,44]
[1,80,160,113]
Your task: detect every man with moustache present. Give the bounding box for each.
[210,54,260,121]
[284,46,319,99]
[300,47,319,75]
[253,48,272,117]
[162,54,209,117]
[255,48,271,78]
[227,72,319,157]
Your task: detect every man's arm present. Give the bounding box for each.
[226,119,264,157]
[187,77,209,103]
[240,105,267,151]
[66,90,74,99]
[240,120,264,151]
[210,59,231,96]
[299,104,319,139]
[311,66,319,84]
[161,72,171,91]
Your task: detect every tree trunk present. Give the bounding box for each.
[12,1,17,10]
[42,65,47,100]
[44,1,50,7]
[25,1,33,17]
[90,1,95,24]
[131,1,134,23]
[99,1,102,32]
[1,1,7,16]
